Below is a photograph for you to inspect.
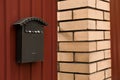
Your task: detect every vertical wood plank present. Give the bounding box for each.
[42,0,52,80]
[19,0,31,80]
[0,0,57,80]
[31,0,42,80]
[51,0,57,80]
[31,0,42,18]
[5,0,11,79]
[111,0,117,79]
[111,0,120,79]
[5,0,20,80]
[0,0,5,80]
[10,0,20,80]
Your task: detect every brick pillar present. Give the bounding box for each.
[57,0,111,80]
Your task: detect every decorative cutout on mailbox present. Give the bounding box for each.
[14,17,47,63]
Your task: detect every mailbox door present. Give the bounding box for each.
[0,0,57,80]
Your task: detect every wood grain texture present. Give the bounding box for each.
[31,0,42,80]
[0,0,5,80]
[0,0,57,80]
[111,0,120,79]
[19,0,31,80]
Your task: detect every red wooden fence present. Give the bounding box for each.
[111,0,120,80]
[0,0,57,80]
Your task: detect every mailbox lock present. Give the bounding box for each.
[37,30,40,33]
[29,30,32,33]
[35,31,37,33]
[25,30,43,34]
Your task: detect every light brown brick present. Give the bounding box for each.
[58,0,96,10]
[58,32,73,41]
[74,31,104,41]
[74,31,88,41]
[75,53,89,62]
[97,60,111,71]
[104,50,111,58]
[97,41,110,50]
[75,71,105,80]
[60,63,96,73]
[59,42,96,52]
[90,71,105,80]
[91,52,105,62]
[96,0,110,11]
[104,12,110,20]
[73,9,88,19]
[97,21,110,30]
[105,31,110,39]
[58,73,74,80]
[75,51,104,62]
[73,9,103,20]
[75,74,89,80]
[88,31,104,40]
[88,9,103,20]
[57,26,59,32]
[59,20,96,31]
[106,78,111,80]
[89,63,97,73]
[105,69,111,78]
[57,52,73,61]
[57,11,72,21]
[88,0,96,7]
[105,0,110,2]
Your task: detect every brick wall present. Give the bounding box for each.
[57,0,111,80]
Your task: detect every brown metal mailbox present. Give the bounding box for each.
[14,17,47,63]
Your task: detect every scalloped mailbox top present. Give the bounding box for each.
[14,17,48,27]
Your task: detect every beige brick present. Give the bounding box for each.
[60,63,96,73]
[73,9,103,20]
[97,60,111,71]
[75,71,105,80]
[57,11,72,21]
[90,71,105,80]
[58,32,73,41]
[75,53,89,62]
[96,0,110,11]
[104,50,111,58]
[75,51,104,62]
[75,74,89,80]
[57,52,73,61]
[58,0,95,10]
[88,31,104,40]
[88,9,103,20]
[74,31,88,41]
[73,9,88,19]
[89,51,104,62]
[74,31,104,41]
[88,0,96,7]
[59,20,96,31]
[97,41,110,50]
[57,26,59,32]
[59,42,96,52]
[97,21,110,30]
[105,0,110,2]
[104,12,110,20]
[106,78,111,80]
[105,31,110,39]
[58,73,74,80]
[105,69,111,78]
[89,63,97,73]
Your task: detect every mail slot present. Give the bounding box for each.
[14,17,47,63]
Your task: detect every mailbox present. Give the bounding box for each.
[14,17,47,63]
